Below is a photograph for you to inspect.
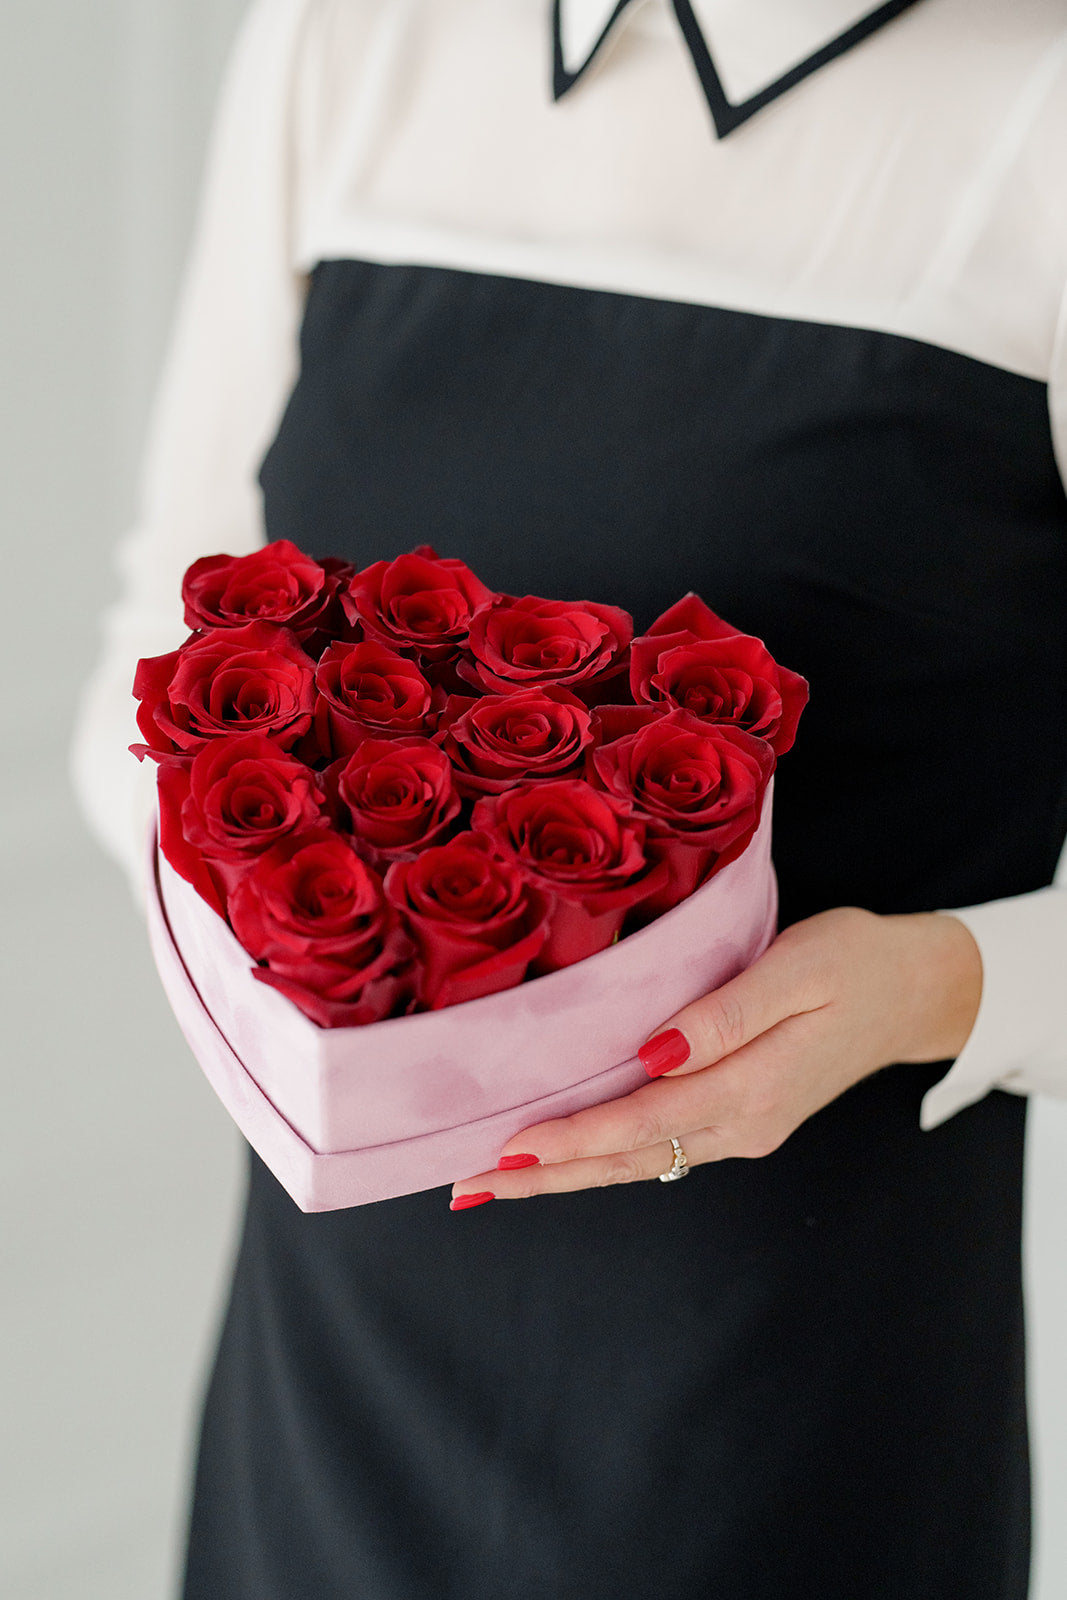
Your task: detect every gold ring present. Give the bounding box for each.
[657,1136,690,1182]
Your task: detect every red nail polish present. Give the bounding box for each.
[497,1153,540,1170]
[450,1191,495,1211]
[639,1028,690,1078]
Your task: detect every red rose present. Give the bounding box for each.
[181,540,347,645]
[157,735,326,911]
[326,737,461,864]
[342,546,495,662]
[132,622,316,759]
[436,686,597,796]
[228,829,415,1027]
[459,595,633,700]
[472,780,666,972]
[384,832,549,1009]
[313,640,443,758]
[592,705,775,914]
[631,594,808,755]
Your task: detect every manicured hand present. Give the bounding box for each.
[449,907,982,1208]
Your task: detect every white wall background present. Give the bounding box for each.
[0,4,1063,1597]
[0,6,247,1598]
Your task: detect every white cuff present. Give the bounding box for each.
[920,886,1067,1129]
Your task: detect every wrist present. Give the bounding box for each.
[888,912,983,1064]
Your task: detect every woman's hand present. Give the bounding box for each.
[448,908,983,1208]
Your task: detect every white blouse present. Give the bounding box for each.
[72,0,1067,1129]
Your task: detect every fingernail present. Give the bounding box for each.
[639,1028,691,1078]
[450,1191,495,1211]
[497,1153,540,1171]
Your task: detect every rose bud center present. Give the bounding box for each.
[208,671,283,723]
[365,774,424,812]
[294,860,376,925]
[349,670,397,707]
[530,820,606,868]
[432,864,505,918]
[392,594,462,634]
[675,667,741,716]
[663,761,715,797]
[501,711,552,749]
[256,585,293,613]
[239,690,272,720]
[229,578,302,616]
[293,870,351,919]
[517,635,581,670]
[230,785,286,827]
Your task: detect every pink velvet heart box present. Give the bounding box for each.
[145,786,778,1211]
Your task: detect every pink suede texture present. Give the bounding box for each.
[145,786,778,1211]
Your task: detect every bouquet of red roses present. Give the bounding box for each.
[134,542,806,1209]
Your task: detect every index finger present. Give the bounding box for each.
[637,926,819,1079]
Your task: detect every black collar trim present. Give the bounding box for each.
[553,0,925,139]
[552,0,634,101]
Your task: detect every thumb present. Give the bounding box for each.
[637,936,813,1079]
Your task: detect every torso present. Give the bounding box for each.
[182,4,1067,1594]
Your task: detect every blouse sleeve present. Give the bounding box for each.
[921,277,1067,1128]
[70,0,318,896]
[73,0,1067,1124]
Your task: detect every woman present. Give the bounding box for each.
[74,1,1067,1595]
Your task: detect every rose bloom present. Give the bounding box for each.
[384,831,549,1009]
[326,737,461,864]
[181,539,348,645]
[132,621,317,759]
[592,705,775,914]
[157,735,326,914]
[313,640,443,758]
[472,780,666,971]
[228,828,415,1027]
[342,546,495,661]
[631,593,808,755]
[436,685,597,796]
[459,594,632,699]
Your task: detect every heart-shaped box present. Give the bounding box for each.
[145,786,778,1211]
